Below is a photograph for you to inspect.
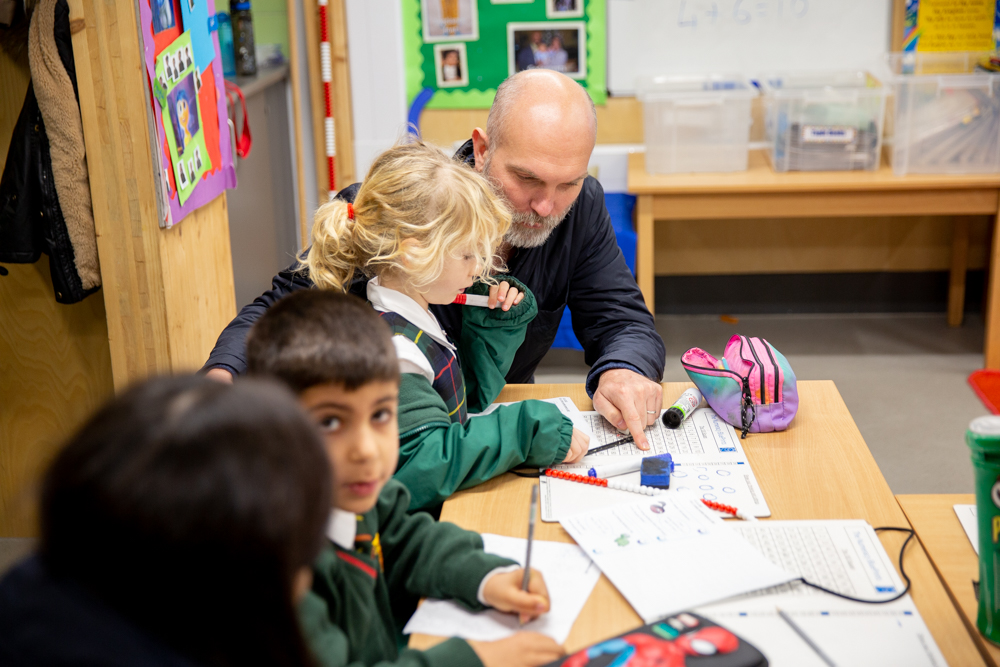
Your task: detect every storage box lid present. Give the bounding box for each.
[887,51,1000,79]
[759,70,885,97]
[635,74,757,101]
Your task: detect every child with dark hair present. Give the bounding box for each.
[0,375,331,667]
[246,289,565,667]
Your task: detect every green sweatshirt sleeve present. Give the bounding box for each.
[377,480,516,609]
[458,276,537,413]
[299,591,484,667]
[395,375,573,511]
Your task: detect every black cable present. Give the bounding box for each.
[793,526,915,604]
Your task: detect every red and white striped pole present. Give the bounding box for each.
[318,0,336,199]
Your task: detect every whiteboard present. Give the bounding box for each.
[608,0,893,96]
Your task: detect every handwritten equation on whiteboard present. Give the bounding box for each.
[676,0,808,28]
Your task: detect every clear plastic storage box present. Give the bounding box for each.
[637,75,757,174]
[887,52,1000,175]
[760,71,887,172]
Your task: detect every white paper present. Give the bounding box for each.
[581,407,746,459]
[559,496,795,623]
[955,504,978,554]
[694,521,948,667]
[471,397,593,439]
[402,534,600,643]
[540,409,770,521]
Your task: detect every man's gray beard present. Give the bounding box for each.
[483,154,571,249]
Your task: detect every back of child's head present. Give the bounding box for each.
[40,375,330,667]
[245,289,399,394]
[305,140,511,291]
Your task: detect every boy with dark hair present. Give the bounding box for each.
[246,290,565,667]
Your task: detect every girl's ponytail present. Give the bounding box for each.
[305,199,357,291]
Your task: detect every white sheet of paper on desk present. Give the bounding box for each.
[559,496,794,623]
[539,408,770,522]
[470,396,592,439]
[539,458,771,522]
[580,407,747,458]
[955,504,978,554]
[401,534,599,644]
[693,521,947,667]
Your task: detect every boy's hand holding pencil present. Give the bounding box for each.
[481,567,551,624]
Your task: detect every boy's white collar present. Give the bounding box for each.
[326,508,357,550]
[366,276,456,352]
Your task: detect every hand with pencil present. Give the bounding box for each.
[466,485,565,667]
[480,566,551,624]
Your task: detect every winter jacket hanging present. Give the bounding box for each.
[0,0,99,304]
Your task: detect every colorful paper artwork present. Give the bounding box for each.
[179,0,215,72]
[152,0,176,33]
[139,0,236,226]
[155,32,210,205]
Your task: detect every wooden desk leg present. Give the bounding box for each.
[636,195,655,314]
[948,217,969,328]
[986,208,1000,368]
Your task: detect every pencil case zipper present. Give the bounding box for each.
[679,361,755,438]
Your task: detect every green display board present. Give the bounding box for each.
[403,0,606,110]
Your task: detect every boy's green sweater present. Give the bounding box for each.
[393,278,573,511]
[299,480,515,667]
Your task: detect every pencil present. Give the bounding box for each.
[585,434,635,455]
[520,485,538,626]
[776,607,836,667]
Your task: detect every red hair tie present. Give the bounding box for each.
[346,203,355,220]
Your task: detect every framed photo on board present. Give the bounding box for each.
[422,0,479,42]
[546,0,584,19]
[434,43,469,87]
[508,21,586,79]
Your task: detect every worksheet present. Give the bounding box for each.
[559,497,795,623]
[581,407,747,458]
[694,521,948,667]
[401,534,600,643]
[955,504,978,553]
[540,408,770,521]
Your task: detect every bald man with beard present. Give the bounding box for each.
[205,70,666,450]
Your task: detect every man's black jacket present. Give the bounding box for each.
[205,140,665,394]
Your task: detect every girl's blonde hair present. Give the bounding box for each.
[306,141,511,292]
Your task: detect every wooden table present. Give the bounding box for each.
[898,493,999,666]
[410,381,985,665]
[628,151,1000,367]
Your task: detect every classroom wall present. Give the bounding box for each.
[250,0,290,61]
[0,38,115,537]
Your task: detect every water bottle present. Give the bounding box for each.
[230,1,256,77]
[217,12,236,78]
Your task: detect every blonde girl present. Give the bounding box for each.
[306,140,588,511]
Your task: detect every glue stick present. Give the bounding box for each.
[662,388,702,429]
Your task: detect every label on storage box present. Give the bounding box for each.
[801,125,856,144]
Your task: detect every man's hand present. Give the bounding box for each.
[481,567,550,625]
[592,369,663,451]
[205,368,234,384]
[561,428,590,463]
[468,633,565,667]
